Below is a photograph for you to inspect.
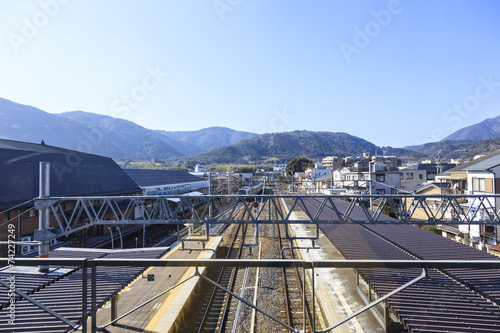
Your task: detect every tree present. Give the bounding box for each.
[421,225,442,235]
[285,157,314,176]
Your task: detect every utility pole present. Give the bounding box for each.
[209,172,212,218]
[331,160,334,195]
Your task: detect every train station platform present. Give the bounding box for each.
[281,198,383,333]
[93,199,382,333]
[91,235,222,333]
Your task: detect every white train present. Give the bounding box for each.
[237,182,263,195]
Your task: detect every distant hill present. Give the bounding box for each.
[410,137,500,160]
[59,111,184,159]
[442,115,500,141]
[156,127,258,151]
[179,131,424,165]
[0,97,429,164]
[0,98,124,156]
[0,98,257,160]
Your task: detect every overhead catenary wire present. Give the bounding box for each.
[0,198,35,215]
[0,206,35,229]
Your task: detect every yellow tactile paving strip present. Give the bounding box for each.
[144,237,217,332]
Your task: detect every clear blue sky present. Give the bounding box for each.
[1,0,500,147]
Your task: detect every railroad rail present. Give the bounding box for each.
[197,196,317,333]
[279,223,314,333]
[197,205,248,332]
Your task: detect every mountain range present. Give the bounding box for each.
[0,98,256,160]
[1,97,500,164]
[402,114,500,160]
[177,131,426,165]
[441,115,500,141]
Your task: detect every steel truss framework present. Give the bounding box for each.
[33,194,500,238]
[21,193,500,332]
[3,258,500,333]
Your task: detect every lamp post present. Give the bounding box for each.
[117,227,123,249]
[108,227,114,250]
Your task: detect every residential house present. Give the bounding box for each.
[293,172,307,190]
[436,150,500,250]
[304,163,332,191]
[273,164,287,173]
[398,163,455,189]
[321,156,343,170]
[332,162,400,194]
[371,155,401,168]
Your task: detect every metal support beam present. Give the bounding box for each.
[5,258,500,270]
[32,194,500,242]
[37,162,50,272]
[111,295,118,325]
[82,259,88,332]
[91,263,97,333]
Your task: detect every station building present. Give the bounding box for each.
[0,139,141,256]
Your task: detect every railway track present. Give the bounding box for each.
[277,200,314,333]
[196,195,318,333]
[223,203,259,332]
[196,204,250,333]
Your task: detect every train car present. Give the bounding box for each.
[237,182,263,195]
[237,186,250,195]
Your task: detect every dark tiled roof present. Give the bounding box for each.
[447,150,500,172]
[402,163,455,172]
[0,138,99,156]
[123,169,206,187]
[400,182,450,194]
[315,174,333,181]
[0,139,140,210]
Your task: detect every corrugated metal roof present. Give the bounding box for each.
[0,247,169,332]
[0,140,141,210]
[123,169,206,187]
[300,197,500,331]
[0,138,99,157]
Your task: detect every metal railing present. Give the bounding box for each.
[2,258,500,333]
